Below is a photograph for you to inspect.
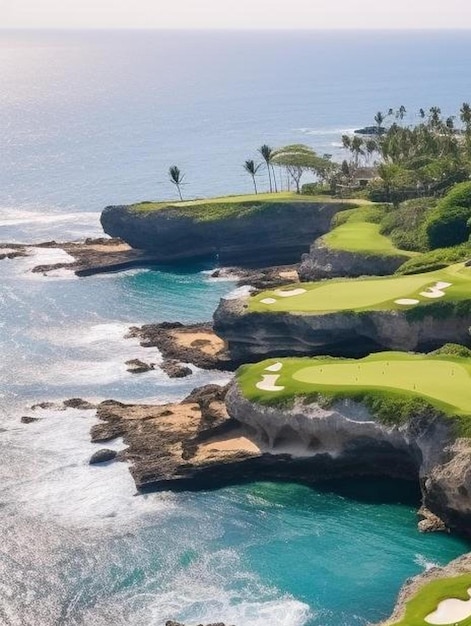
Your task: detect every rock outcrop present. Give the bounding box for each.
[213,296,471,361]
[298,239,408,281]
[100,201,350,267]
[225,383,471,538]
[374,552,471,625]
[89,380,471,538]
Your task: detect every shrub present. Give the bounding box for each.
[396,242,471,274]
[380,198,434,252]
[437,181,471,209]
[425,205,471,248]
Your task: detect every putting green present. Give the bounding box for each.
[387,574,471,626]
[249,263,471,313]
[237,351,471,418]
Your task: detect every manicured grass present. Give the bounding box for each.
[388,574,471,626]
[129,192,362,222]
[323,205,415,257]
[249,262,471,314]
[237,352,471,420]
[323,221,414,255]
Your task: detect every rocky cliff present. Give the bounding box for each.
[298,238,408,281]
[100,201,349,266]
[225,383,471,537]
[213,296,471,361]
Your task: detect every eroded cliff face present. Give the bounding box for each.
[225,383,471,537]
[100,202,347,267]
[213,296,471,361]
[298,239,408,281]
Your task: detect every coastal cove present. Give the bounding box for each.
[3,28,471,626]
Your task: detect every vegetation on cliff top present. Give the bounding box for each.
[249,262,471,314]
[129,192,359,222]
[236,351,471,435]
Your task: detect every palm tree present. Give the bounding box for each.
[258,144,276,192]
[374,111,385,133]
[397,105,407,121]
[460,102,471,132]
[243,159,262,194]
[168,165,185,201]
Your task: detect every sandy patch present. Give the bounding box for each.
[85,243,131,253]
[261,298,277,304]
[265,362,283,372]
[199,435,261,455]
[425,587,471,625]
[275,288,307,297]
[395,298,420,305]
[279,270,300,281]
[256,374,285,392]
[170,330,225,356]
[420,282,453,299]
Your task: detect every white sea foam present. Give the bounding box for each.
[0,206,103,244]
[15,246,77,280]
[7,407,176,526]
[414,554,439,571]
[223,285,254,300]
[138,551,312,626]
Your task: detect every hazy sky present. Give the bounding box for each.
[2,0,471,30]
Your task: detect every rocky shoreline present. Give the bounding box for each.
[374,552,471,625]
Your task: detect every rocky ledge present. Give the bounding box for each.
[298,239,408,281]
[213,296,471,361]
[374,552,471,625]
[89,379,471,538]
[127,322,239,371]
[101,201,350,267]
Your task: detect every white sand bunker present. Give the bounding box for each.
[425,587,471,625]
[260,298,277,304]
[265,362,283,372]
[274,288,307,298]
[256,374,285,392]
[395,298,420,306]
[420,281,453,299]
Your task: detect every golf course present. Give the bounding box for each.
[237,351,471,420]
[249,262,471,313]
[322,205,414,257]
[387,574,471,626]
[130,191,360,221]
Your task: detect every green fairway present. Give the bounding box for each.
[387,574,471,626]
[237,351,471,419]
[249,262,471,313]
[323,221,414,255]
[321,204,415,257]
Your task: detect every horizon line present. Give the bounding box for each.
[2,26,471,32]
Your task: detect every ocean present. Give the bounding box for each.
[1,29,470,626]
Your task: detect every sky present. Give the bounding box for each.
[1,0,471,30]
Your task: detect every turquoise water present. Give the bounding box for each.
[1,29,470,626]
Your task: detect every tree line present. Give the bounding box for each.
[168,102,471,202]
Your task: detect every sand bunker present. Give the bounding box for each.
[425,587,471,625]
[274,288,307,297]
[420,281,453,299]
[265,362,283,372]
[256,374,285,392]
[260,298,277,304]
[395,298,420,306]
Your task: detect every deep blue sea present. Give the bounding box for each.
[1,29,471,626]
